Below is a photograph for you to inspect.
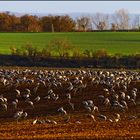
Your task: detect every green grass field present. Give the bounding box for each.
[0,32,140,55]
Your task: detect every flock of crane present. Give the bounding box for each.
[0,68,139,124]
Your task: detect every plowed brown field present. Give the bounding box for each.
[0,118,140,139]
[0,68,140,139]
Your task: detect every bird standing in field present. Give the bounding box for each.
[13,110,23,122]
[34,96,40,103]
[57,107,67,116]
[11,99,18,110]
[15,89,21,98]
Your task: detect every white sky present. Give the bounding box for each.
[0,1,140,14]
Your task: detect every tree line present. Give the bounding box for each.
[0,9,140,32]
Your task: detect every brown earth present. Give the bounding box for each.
[0,118,140,139]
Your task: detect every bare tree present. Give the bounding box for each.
[131,15,140,30]
[111,23,119,31]
[91,13,109,30]
[112,9,129,30]
[76,16,92,31]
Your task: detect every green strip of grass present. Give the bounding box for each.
[0,32,140,55]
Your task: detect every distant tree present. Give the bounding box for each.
[0,12,12,31]
[76,16,92,31]
[59,15,75,32]
[92,13,109,30]
[0,12,21,32]
[97,21,106,30]
[111,23,119,31]
[112,9,129,30]
[10,15,21,32]
[41,15,54,32]
[41,15,75,32]
[131,15,140,30]
[20,15,42,32]
[0,10,137,32]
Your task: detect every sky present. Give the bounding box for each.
[0,1,140,14]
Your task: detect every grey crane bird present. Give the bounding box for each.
[11,99,18,110]
[0,103,7,111]
[25,100,34,108]
[63,116,71,123]
[57,107,67,115]
[15,89,21,98]
[113,113,121,122]
[13,110,24,121]
[34,96,41,103]
[87,114,96,122]
[97,114,107,121]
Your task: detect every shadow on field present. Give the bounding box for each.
[0,54,139,69]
